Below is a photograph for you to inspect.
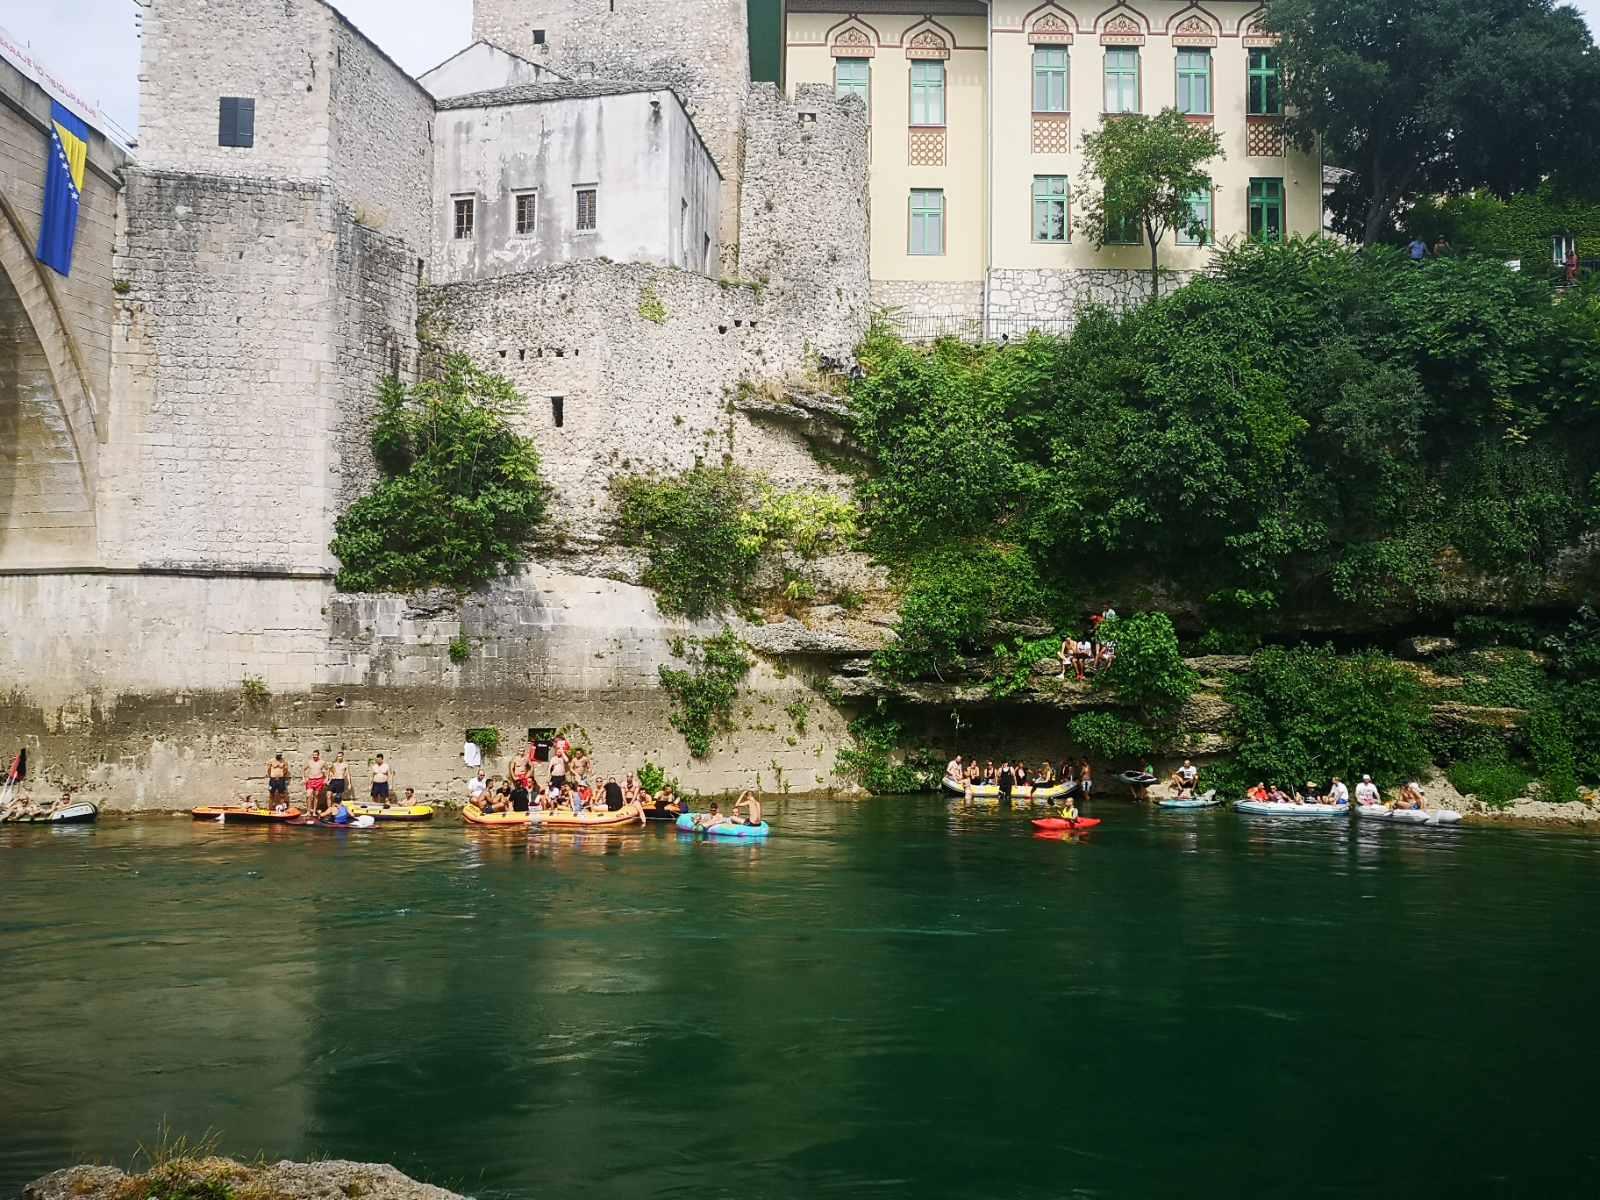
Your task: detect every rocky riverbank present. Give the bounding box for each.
[23,1159,464,1200]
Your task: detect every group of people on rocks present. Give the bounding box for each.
[1059,605,1119,681]
[945,755,1095,802]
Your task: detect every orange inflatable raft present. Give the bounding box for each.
[462,801,646,830]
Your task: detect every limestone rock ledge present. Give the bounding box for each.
[24,1159,465,1200]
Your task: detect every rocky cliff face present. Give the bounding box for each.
[24,1159,463,1200]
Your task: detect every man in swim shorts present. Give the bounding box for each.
[303,750,327,805]
[328,751,350,804]
[267,753,290,809]
[732,791,763,827]
[370,753,392,803]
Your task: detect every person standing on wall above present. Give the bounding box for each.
[370,753,392,805]
[550,739,569,795]
[1566,247,1581,285]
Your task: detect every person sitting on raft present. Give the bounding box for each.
[1053,795,1080,822]
[1395,781,1426,810]
[694,801,726,830]
[1328,777,1350,806]
[1268,784,1292,805]
[945,755,964,786]
[603,775,627,811]
[1246,782,1270,804]
[1355,775,1381,806]
[1171,759,1199,792]
[732,790,764,827]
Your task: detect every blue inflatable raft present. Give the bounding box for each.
[676,813,770,838]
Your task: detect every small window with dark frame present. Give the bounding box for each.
[533,29,546,46]
[576,187,598,232]
[514,191,537,236]
[551,396,565,428]
[453,196,475,240]
[218,97,255,148]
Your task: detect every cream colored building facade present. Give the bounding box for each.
[785,1,1321,332]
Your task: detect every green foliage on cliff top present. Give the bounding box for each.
[659,630,754,759]
[332,357,547,593]
[1220,644,1431,793]
[1095,613,1197,716]
[849,241,1600,630]
[613,466,857,619]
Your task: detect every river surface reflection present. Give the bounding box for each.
[3,797,1598,1197]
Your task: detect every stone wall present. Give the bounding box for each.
[473,0,750,267]
[329,15,435,253]
[423,259,848,535]
[986,266,1202,327]
[738,84,870,354]
[871,279,985,327]
[108,170,418,572]
[0,569,850,808]
[139,0,333,182]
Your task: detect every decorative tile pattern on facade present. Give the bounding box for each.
[1247,115,1286,157]
[1242,18,1281,48]
[909,126,946,166]
[1100,14,1146,45]
[1032,114,1071,154]
[830,26,875,57]
[1028,13,1074,44]
[1171,16,1218,47]
[905,30,951,59]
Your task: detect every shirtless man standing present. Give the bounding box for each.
[266,753,291,811]
[328,752,351,808]
[303,750,328,813]
[370,754,393,805]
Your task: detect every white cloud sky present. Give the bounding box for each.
[3,0,1599,141]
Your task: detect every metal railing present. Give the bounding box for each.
[883,313,1084,345]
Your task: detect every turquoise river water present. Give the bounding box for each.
[2,797,1599,1198]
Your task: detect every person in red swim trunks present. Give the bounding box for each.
[303,750,327,805]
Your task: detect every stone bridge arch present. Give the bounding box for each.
[0,188,100,565]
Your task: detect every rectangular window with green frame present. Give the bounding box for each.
[1176,49,1211,115]
[1033,47,1069,113]
[1105,201,1142,245]
[1104,48,1140,113]
[1175,189,1212,245]
[1248,48,1281,115]
[1248,177,1284,242]
[1032,176,1069,242]
[910,189,945,255]
[835,58,870,115]
[910,59,946,126]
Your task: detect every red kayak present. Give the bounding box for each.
[1031,817,1102,832]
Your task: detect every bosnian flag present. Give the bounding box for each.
[37,100,88,277]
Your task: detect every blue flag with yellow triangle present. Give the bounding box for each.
[37,100,88,277]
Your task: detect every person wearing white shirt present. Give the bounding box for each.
[1328,777,1350,806]
[1355,775,1381,806]
[467,770,488,801]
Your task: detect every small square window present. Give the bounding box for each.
[576,188,597,232]
[532,29,546,46]
[218,96,255,148]
[514,192,537,236]
[453,196,474,240]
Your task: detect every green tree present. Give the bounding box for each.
[330,356,547,593]
[1265,0,1600,245]
[1076,108,1224,300]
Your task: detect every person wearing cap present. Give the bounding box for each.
[1354,775,1381,806]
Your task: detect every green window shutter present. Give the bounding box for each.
[1032,175,1069,242]
[1248,177,1284,242]
[1248,49,1281,115]
[1104,49,1140,114]
[1176,189,1212,245]
[1032,47,1069,113]
[1176,50,1211,115]
[910,189,945,254]
[835,58,870,109]
[910,60,946,126]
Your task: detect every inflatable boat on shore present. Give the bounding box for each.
[191,805,303,823]
[1,801,98,824]
[1159,791,1220,810]
[463,802,646,830]
[1354,803,1463,826]
[346,800,434,821]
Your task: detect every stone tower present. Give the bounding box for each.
[472,0,751,267]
